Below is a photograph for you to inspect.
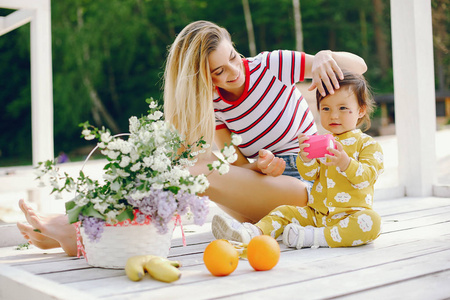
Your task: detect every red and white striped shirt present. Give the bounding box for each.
[214,50,317,158]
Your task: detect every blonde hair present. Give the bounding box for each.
[163,21,232,147]
[316,71,376,131]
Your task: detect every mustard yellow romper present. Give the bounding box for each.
[256,129,384,247]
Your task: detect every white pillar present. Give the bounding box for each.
[390,0,436,196]
[30,0,54,166]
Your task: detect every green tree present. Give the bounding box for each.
[1,0,447,166]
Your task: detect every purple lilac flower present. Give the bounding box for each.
[125,187,209,234]
[152,190,176,234]
[187,194,210,226]
[157,192,177,219]
[79,215,106,242]
[175,191,189,216]
[126,188,175,234]
[134,211,147,224]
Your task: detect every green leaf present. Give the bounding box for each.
[65,200,76,211]
[66,204,83,224]
[167,186,180,194]
[83,205,105,220]
[78,121,90,128]
[117,208,134,222]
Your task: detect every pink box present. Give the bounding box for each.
[303,134,337,159]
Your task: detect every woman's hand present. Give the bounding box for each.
[323,141,351,171]
[298,134,313,163]
[308,50,344,97]
[256,149,286,177]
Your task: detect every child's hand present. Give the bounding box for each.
[298,134,313,163]
[257,149,286,177]
[323,141,351,171]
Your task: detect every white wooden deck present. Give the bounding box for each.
[0,196,449,300]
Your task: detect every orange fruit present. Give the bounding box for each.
[247,235,280,271]
[203,239,239,276]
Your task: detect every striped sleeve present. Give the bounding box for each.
[267,50,305,86]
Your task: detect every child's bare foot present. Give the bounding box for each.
[17,199,78,256]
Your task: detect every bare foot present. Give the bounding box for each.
[17,199,78,256]
[17,222,60,249]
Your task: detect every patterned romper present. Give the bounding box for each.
[255,129,384,247]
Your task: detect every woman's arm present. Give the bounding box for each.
[214,127,286,176]
[304,50,367,96]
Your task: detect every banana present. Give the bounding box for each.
[229,240,248,260]
[144,257,181,283]
[125,255,181,281]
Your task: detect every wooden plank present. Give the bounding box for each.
[7,201,447,280]
[224,249,450,299]
[0,224,28,247]
[0,196,448,299]
[0,9,33,36]
[374,197,450,217]
[0,0,46,10]
[99,243,450,300]
[17,257,90,274]
[0,247,68,265]
[0,264,97,300]
[40,267,125,284]
[380,202,450,221]
[65,222,450,298]
[341,270,450,300]
[380,206,450,233]
[434,184,450,198]
[58,211,448,296]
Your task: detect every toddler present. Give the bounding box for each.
[212,71,384,248]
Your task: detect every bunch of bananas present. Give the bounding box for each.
[125,255,182,283]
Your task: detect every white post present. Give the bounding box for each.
[390,0,436,196]
[30,0,54,166]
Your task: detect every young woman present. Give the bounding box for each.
[164,20,366,223]
[17,20,367,255]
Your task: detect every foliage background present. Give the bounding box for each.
[0,0,448,166]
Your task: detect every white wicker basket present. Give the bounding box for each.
[80,220,174,269]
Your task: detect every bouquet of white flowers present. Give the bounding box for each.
[36,99,241,242]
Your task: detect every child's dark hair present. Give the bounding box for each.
[316,71,375,131]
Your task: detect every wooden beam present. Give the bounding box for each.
[0,0,46,10]
[30,0,54,166]
[446,97,450,117]
[0,9,33,36]
[390,0,436,196]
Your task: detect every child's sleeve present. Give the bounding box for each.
[296,155,320,181]
[343,138,384,187]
